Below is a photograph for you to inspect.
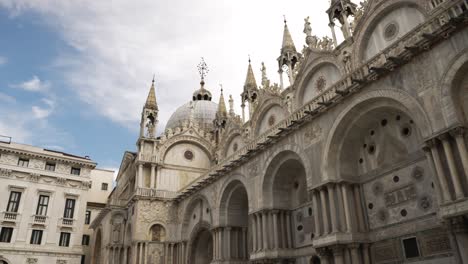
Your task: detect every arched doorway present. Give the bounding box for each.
[190,228,213,264]
[219,180,250,260]
[92,229,102,264]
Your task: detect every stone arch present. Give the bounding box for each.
[92,228,103,264]
[159,135,214,164]
[181,194,213,240]
[250,97,287,136]
[261,150,309,209]
[353,0,428,63]
[439,48,468,126]
[148,223,166,242]
[222,132,244,158]
[186,221,213,264]
[323,89,432,181]
[295,61,343,107]
[0,257,10,264]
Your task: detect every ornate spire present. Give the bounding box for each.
[281,17,297,54]
[145,76,158,110]
[193,58,212,101]
[244,57,258,91]
[217,85,227,118]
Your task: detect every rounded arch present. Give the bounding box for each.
[159,135,214,164]
[353,0,428,63]
[222,131,244,158]
[261,149,309,209]
[0,257,10,264]
[148,223,166,242]
[322,89,432,181]
[250,97,288,136]
[439,48,468,126]
[186,221,213,264]
[181,194,213,240]
[218,177,250,226]
[295,60,343,107]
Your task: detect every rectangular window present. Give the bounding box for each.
[59,232,70,247]
[0,227,13,243]
[30,230,43,245]
[101,183,108,191]
[403,237,421,259]
[82,234,90,246]
[63,199,75,219]
[84,210,91,225]
[6,191,21,212]
[36,195,49,216]
[45,162,56,171]
[17,158,29,167]
[71,167,81,176]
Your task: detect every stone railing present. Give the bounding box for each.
[31,214,48,225]
[174,0,468,202]
[135,188,177,199]
[60,217,75,227]
[1,211,19,222]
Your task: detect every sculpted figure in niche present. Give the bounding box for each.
[150,224,166,242]
[343,51,352,73]
[112,223,121,243]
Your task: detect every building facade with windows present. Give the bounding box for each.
[90,0,468,263]
[82,169,114,264]
[0,141,96,264]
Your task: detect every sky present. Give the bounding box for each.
[0,0,357,173]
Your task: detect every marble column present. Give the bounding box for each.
[286,211,292,249]
[452,128,468,181]
[317,248,331,264]
[362,243,371,264]
[353,185,366,232]
[262,211,269,250]
[440,134,464,199]
[256,213,262,251]
[320,188,330,234]
[423,144,445,203]
[349,244,361,264]
[122,247,127,264]
[138,163,144,188]
[429,140,452,202]
[251,215,257,252]
[312,190,321,237]
[272,210,279,249]
[226,227,231,259]
[332,246,345,264]
[341,184,353,232]
[328,184,339,233]
[242,227,247,259]
[150,164,156,188]
[232,228,238,259]
[213,229,218,260]
[329,22,338,47]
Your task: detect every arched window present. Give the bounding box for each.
[149,224,166,242]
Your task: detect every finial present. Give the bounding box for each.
[219,84,223,92]
[152,74,155,84]
[197,57,209,82]
[248,55,251,64]
[283,15,287,25]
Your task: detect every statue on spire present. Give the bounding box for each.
[303,16,312,37]
[260,62,270,88]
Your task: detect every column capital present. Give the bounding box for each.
[150,163,157,168]
[347,243,361,250]
[450,126,466,137]
[316,247,331,257]
[438,132,451,141]
[330,245,345,256]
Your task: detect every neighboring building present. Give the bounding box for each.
[0,140,96,264]
[82,169,114,264]
[95,0,468,263]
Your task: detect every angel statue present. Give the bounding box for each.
[303,16,312,37]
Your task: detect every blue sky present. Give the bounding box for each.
[0,0,356,173]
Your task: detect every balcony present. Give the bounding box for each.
[59,217,75,227]
[1,211,20,223]
[31,215,48,225]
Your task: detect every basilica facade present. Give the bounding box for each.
[90,0,468,263]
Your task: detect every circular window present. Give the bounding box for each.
[370,130,375,136]
[359,158,364,164]
[400,209,408,217]
[401,127,412,137]
[297,225,304,231]
[393,176,400,183]
[381,119,388,127]
[368,144,376,154]
[363,144,367,149]
[368,203,374,210]
[184,150,194,161]
[268,115,276,126]
[384,22,399,40]
[396,115,401,121]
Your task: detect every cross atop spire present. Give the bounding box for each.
[281,17,297,53]
[145,76,158,110]
[197,57,209,83]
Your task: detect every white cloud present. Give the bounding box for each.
[0,92,16,104]
[0,56,7,65]
[11,75,50,92]
[0,0,359,131]
[31,97,55,119]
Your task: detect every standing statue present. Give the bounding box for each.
[260,62,270,88]
[342,51,352,74]
[303,16,312,37]
[146,121,155,138]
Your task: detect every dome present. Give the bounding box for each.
[166,100,218,131]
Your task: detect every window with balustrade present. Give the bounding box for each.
[6,191,21,213]
[63,199,75,220]
[36,195,49,216]
[59,232,70,247]
[17,158,29,167]
[0,227,13,243]
[30,230,43,245]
